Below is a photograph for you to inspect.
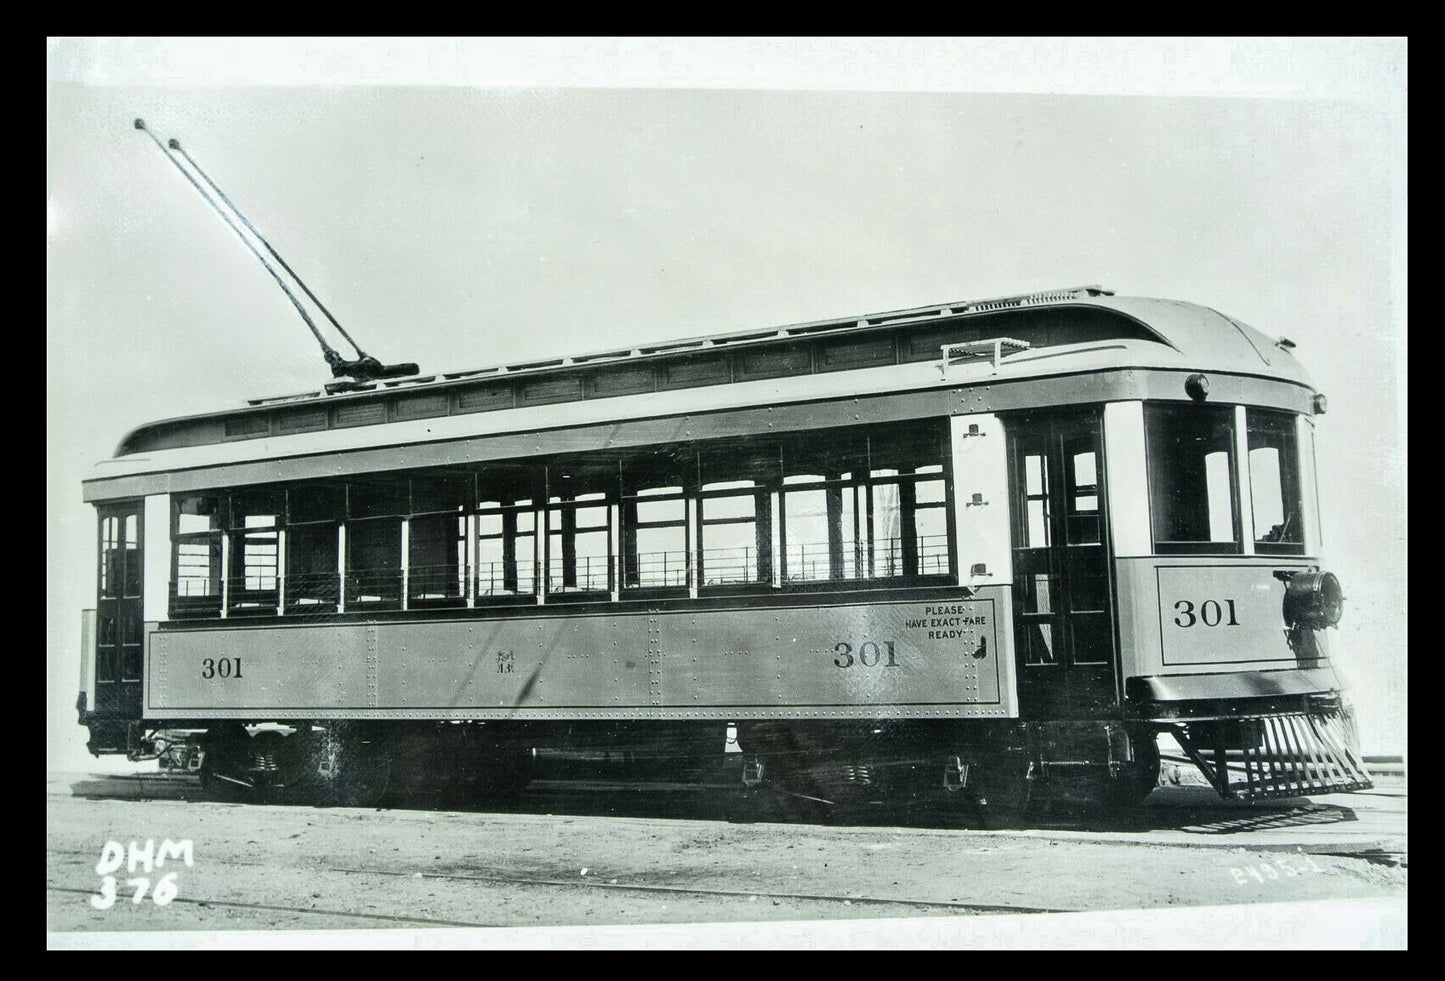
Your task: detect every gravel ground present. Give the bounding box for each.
[46,770,1406,946]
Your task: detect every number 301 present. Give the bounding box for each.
[201,657,243,679]
[1173,600,1239,628]
[834,641,899,668]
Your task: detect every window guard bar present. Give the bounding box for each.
[172,531,955,615]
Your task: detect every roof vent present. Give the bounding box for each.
[941,337,1032,377]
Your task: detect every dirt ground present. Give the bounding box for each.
[46,770,1406,947]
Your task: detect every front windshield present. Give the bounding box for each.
[1144,402,1306,555]
[1247,409,1305,554]
[1145,403,1239,553]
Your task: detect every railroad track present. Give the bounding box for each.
[46,885,493,930]
[328,864,1073,915]
[48,850,1073,931]
[46,777,1407,936]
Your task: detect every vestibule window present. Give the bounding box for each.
[1145,402,1308,555]
[1247,409,1305,555]
[1145,403,1240,553]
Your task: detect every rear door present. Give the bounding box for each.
[94,502,144,719]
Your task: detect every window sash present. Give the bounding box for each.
[476,504,537,598]
[409,513,468,604]
[1247,409,1306,555]
[546,499,613,594]
[285,522,340,610]
[1145,403,1242,553]
[347,517,403,607]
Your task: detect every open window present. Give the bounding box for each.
[158,418,960,618]
[171,493,223,618]
[545,463,614,598]
[347,475,406,610]
[621,447,692,595]
[408,472,472,607]
[698,442,776,589]
[777,425,953,584]
[227,488,282,615]
[780,433,864,582]
[476,464,540,602]
[285,483,343,613]
[866,426,952,580]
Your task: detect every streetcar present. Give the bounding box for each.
[74,125,1371,814]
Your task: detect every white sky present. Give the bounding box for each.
[46,39,1407,771]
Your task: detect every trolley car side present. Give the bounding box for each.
[76,287,1371,809]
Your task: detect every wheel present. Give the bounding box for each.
[1100,734,1161,810]
[308,724,392,807]
[340,752,392,807]
[729,724,852,824]
[475,754,534,798]
[198,764,251,802]
[750,763,836,824]
[245,729,318,802]
[196,725,253,802]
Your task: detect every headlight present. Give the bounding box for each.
[1282,570,1344,629]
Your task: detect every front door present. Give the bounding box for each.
[94,502,144,719]
[1006,411,1117,719]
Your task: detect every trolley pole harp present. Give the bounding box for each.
[134,118,420,389]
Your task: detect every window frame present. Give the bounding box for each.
[1244,407,1307,556]
[406,472,473,609]
[156,419,961,621]
[225,488,283,617]
[170,493,224,619]
[620,450,694,598]
[543,465,617,601]
[1143,401,1244,555]
[284,483,343,614]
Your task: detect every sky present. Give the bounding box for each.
[46,39,1407,773]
